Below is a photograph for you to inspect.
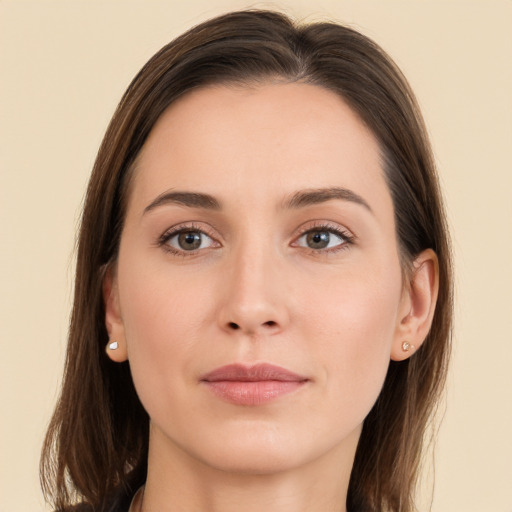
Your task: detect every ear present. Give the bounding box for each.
[103,265,128,363]
[391,249,439,361]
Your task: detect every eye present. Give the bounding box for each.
[163,228,217,253]
[294,226,353,251]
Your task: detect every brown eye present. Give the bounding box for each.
[178,231,202,250]
[306,231,331,249]
[296,228,348,251]
[166,230,215,252]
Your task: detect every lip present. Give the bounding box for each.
[200,363,309,406]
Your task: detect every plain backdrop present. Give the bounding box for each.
[1,1,511,511]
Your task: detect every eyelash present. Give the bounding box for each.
[157,221,355,256]
[157,222,219,257]
[293,222,355,255]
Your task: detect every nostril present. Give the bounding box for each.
[226,320,277,331]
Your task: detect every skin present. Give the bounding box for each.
[104,82,438,512]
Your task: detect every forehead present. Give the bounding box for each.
[129,82,392,218]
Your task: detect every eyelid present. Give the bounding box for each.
[295,220,354,236]
[157,222,222,254]
[291,220,356,251]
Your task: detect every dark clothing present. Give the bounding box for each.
[65,486,134,512]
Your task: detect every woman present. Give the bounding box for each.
[40,9,452,512]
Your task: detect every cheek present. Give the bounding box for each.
[297,263,402,420]
[300,262,402,347]
[116,256,218,415]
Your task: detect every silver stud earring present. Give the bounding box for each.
[402,341,415,352]
[108,341,119,351]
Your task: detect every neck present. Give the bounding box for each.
[141,423,360,512]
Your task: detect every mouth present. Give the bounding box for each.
[200,363,309,406]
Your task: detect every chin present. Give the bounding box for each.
[172,419,310,475]
[200,443,305,476]
[182,420,356,477]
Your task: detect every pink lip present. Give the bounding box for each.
[201,363,309,406]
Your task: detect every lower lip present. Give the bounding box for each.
[203,380,306,405]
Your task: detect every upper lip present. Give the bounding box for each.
[201,363,308,382]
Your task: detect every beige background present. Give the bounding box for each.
[1,1,511,511]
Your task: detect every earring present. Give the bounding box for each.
[402,341,415,352]
[107,341,119,351]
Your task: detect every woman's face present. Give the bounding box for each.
[106,82,413,474]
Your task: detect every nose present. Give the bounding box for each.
[217,245,290,336]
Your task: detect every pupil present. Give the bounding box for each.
[307,231,329,249]
[178,231,201,250]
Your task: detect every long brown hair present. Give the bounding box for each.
[41,10,452,511]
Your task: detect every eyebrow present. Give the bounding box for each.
[143,186,372,215]
[284,187,373,213]
[144,191,221,214]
